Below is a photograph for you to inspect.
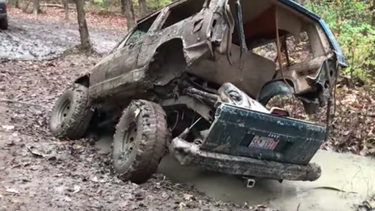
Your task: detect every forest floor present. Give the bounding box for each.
[0,7,374,211]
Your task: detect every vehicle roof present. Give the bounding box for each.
[136,0,346,67]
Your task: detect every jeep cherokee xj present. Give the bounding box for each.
[49,0,346,184]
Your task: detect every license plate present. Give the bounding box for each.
[249,136,279,150]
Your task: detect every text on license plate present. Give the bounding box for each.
[249,136,279,150]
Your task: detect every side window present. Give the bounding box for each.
[123,14,159,46]
[161,0,206,29]
[284,31,314,66]
[252,42,277,62]
[126,30,148,45]
[252,31,313,68]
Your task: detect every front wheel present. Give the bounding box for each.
[112,100,170,184]
[50,84,93,140]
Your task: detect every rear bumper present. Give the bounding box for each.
[169,137,322,181]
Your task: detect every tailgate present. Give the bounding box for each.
[200,103,326,165]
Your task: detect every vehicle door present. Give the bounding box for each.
[89,13,161,86]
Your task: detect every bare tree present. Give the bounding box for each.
[33,0,40,15]
[122,0,135,30]
[62,0,69,20]
[372,0,375,27]
[138,0,147,17]
[9,0,20,8]
[74,0,91,51]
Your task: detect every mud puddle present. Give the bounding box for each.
[0,18,123,60]
[95,134,375,211]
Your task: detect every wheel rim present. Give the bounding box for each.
[119,121,138,161]
[56,98,71,124]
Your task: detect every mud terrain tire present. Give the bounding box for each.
[112,100,170,184]
[50,84,93,140]
[0,17,8,30]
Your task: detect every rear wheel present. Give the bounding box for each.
[112,100,170,184]
[0,17,8,30]
[50,84,93,140]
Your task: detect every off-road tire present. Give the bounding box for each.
[0,17,8,30]
[50,84,93,140]
[112,100,170,184]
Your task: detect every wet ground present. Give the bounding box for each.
[97,133,375,211]
[0,15,123,60]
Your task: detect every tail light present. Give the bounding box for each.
[270,107,290,117]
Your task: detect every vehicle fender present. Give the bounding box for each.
[74,74,90,87]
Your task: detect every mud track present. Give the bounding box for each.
[0,16,274,211]
[0,17,122,60]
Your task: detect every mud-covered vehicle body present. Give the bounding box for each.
[50,0,346,184]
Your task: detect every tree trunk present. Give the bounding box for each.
[33,0,40,15]
[103,0,109,10]
[372,0,375,27]
[121,0,125,13]
[123,0,135,30]
[138,0,147,17]
[15,0,19,8]
[62,0,69,20]
[74,0,91,51]
[23,0,32,13]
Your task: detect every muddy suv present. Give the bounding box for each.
[50,0,346,184]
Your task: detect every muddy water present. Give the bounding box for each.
[96,134,375,211]
[0,18,122,60]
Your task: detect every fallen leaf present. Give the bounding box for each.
[91,177,98,182]
[64,196,72,202]
[183,193,194,201]
[6,188,19,194]
[73,144,84,150]
[1,125,15,130]
[179,202,186,209]
[27,146,45,158]
[73,185,81,193]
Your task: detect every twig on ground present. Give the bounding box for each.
[296,203,301,211]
